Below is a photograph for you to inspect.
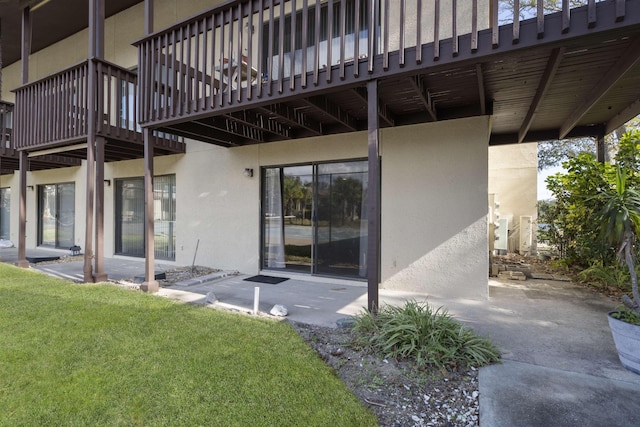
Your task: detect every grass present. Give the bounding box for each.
[0,264,376,426]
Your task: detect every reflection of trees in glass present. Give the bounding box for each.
[331,176,363,226]
[0,188,10,240]
[283,174,312,222]
[499,0,588,22]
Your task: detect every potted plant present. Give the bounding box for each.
[596,162,640,375]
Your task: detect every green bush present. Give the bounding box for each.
[577,264,632,292]
[352,300,500,369]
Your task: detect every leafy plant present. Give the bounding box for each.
[594,164,640,312]
[611,307,640,326]
[576,264,632,292]
[352,300,500,370]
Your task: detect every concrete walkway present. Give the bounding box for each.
[2,247,640,426]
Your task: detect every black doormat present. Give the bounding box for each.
[243,275,289,284]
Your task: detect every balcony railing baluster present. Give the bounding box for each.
[12,58,176,151]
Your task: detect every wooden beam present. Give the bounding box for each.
[17,150,29,268]
[141,0,158,292]
[301,96,359,131]
[224,111,291,140]
[163,124,238,147]
[351,87,395,127]
[490,125,604,145]
[145,0,154,35]
[606,99,640,135]
[407,76,437,122]
[366,79,380,314]
[596,132,606,163]
[14,7,31,268]
[560,36,640,139]
[257,104,323,136]
[94,136,107,282]
[141,128,159,292]
[518,47,564,143]
[21,7,30,85]
[476,63,486,116]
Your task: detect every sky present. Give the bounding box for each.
[538,165,564,201]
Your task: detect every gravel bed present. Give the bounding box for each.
[290,321,481,427]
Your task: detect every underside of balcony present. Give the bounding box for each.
[136,0,640,147]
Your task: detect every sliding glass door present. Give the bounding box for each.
[115,175,176,260]
[38,183,75,248]
[262,160,368,279]
[0,187,10,240]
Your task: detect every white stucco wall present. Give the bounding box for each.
[488,143,538,253]
[380,118,490,300]
[103,117,489,300]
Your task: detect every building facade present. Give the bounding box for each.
[1,0,639,306]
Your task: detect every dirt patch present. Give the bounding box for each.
[290,321,480,427]
[157,266,220,286]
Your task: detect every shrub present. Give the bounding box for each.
[577,264,632,292]
[352,300,500,370]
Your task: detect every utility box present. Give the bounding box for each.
[520,215,533,255]
[495,218,509,251]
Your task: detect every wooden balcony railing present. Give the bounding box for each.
[13,58,145,150]
[135,0,620,129]
[0,101,13,156]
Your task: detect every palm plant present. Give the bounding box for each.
[597,165,640,313]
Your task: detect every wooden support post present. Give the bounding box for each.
[141,128,158,292]
[596,133,606,163]
[140,0,158,293]
[17,151,29,268]
[83,132,95,282]
[367,80,381,314]
[94,136,107,282]
[16,7,30,269]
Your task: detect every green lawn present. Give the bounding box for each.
[0,264,376,426]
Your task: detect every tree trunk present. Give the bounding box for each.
[623,234,640,310]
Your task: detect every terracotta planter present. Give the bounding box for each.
[608,311,640,375]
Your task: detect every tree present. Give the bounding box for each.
[595,162,640,311]
[538,137,595,170]
[543,130,640,269]
[544,153,609,266]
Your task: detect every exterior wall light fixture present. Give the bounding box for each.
[244,168,254,178]
[104,180,111,186]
